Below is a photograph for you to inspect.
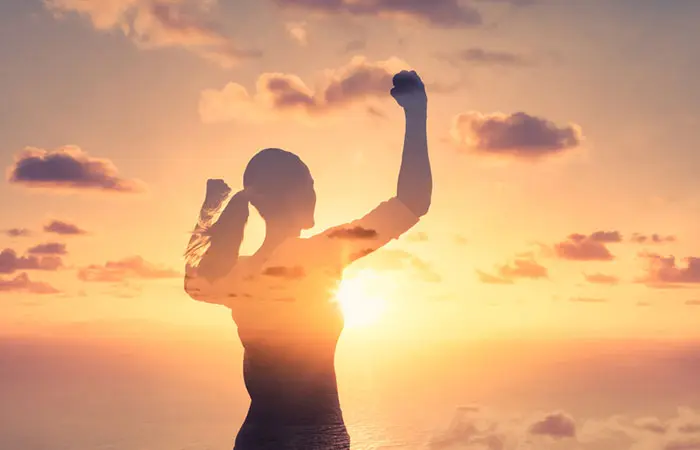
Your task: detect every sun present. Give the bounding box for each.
[334,270,388,328]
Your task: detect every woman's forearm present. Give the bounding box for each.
[397,108,432,217]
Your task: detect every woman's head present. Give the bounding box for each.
[185,148,315,278]
[243,148,316,230]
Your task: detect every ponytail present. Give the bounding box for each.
[185,190,250,282]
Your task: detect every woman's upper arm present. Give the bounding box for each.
[311,196,420,265]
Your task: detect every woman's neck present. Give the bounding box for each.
[255,221,302,258]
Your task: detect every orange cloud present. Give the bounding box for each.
[7,146,145,193]
[584,272,620,285]
[0,273,60,295]
[285,21,308,46]
[199,56,410,123]
[450,111,583,160]
[44,0,260,67]
[554,232,620,261]
[477,255,548,284]
[636,253,700,288]
[78,256,180,282]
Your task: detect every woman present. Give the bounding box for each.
[183,70,431,450]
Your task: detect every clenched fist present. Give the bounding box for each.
[391,70,427,112]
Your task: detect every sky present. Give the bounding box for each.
[1,0,700,341]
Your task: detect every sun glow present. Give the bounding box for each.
[334,270,388,328]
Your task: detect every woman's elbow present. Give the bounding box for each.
[403,195,431,218]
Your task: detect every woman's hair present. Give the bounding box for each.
[185,148,311,281]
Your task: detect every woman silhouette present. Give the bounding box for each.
[183,70,431,450]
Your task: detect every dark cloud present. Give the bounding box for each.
[262,266,306,279]
[27,243,67,255]
[44,0,260,68]
[528,412,576,439]
[4,228,32,237]
[0,273,60,295]
[477,256,548,284]
[451,111,583,159]
[199,56,409,123]
[631,233,677,244]
[0,249,62,274]
[78,256,180,282]
[43,220,88,235]
[328,226,378,240]
[636,253,700,288]
[7,146,145,193]
[554,232,618,261]
[584,272,620,285]
[271,0,483,27]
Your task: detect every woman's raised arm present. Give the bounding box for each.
[392,70,432,218]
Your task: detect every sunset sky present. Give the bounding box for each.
[2,0,700,341]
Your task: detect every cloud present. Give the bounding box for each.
[328,226,378,240]
[450,111,583,160]
[357,249,441,282]
[44,0,260,68]
[342,39,366,53]
[477,256,548,284]
[7,146,145,193]
[441,47,533,67]
[270,0,483,28]
[406,231,428,242]
[262,265,306,279]
[78,256,179,282]
[528,412,577,439]
[685,300,700,306]
[631,233,677,244]
[570,297,609,304]
[199,56,409,123]
[429,407,578,450]
[0,249,62,275]
[584,272,620,285]
[0,273,60,295]
[4,228,32,237]
[285,21,308,45]
[554,232,620,261]
[27,243,67,255]
[634,417,669,434]
[43,220,88,235]
[636,253,700,288]
[665,437,700,450]
[477,0,537,5]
